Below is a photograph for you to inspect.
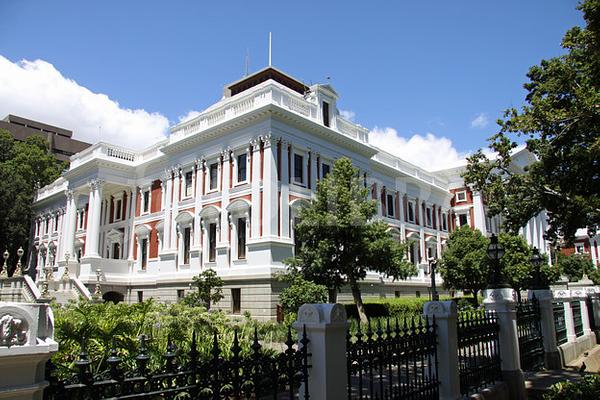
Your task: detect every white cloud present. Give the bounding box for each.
[470,112,489,129]
[369,127,470,171]
[339,109,355,121]
[178,110,202,123]
[0,56,169,150]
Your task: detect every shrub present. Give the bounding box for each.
[543,375,600,400]
[279,275,328,314]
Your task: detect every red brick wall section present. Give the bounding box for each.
[469,207,475,229]
[136,189,141,217]
[148,221,158,258]
[151,180,161,213]
[403,195,408,222]
[381,187,386,216]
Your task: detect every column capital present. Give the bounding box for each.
[250,137,261,148]
[261,133,273,148]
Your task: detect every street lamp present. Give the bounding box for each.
[428,257,439,301]
[530,247,547,290]
[487,234,508,288]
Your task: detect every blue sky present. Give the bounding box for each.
[0,1,583,170]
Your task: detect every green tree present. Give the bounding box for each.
[463,0,600,242]
[438,226,489,305]
[285,157,415,323]
[279,274,328,315]
[0,130,65,265]
[183,268,224,310]
[556,252,594,282]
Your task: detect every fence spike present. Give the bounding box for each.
[107,338,121,380]
[251,326,262,355]
[211,332,221,360]
[285,325,295,354]
[136,334,150,376]
[231,328,241,359]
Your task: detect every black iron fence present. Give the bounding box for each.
[457,310,501,397]
[571,301,584,337]
[346,317,439,400]
[516,298,544,371]
[44,328,310,400]
[553,302,568,346]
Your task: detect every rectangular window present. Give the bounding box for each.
[459,214,468,227]
[137,291,144,303]
[294,154,304,184]
[185,171,193,197]
[210,163,218,190]
[442,213,448,231]
[54,216,58,231]
[426,207,432,227]
[237,218,246,259]
[575,243,585,254]
[143,191,150,213]
[322,101,330,127]
[45,218,50,232]
[387,194,395,217]
[177,289,185,301]
[321,163,330,179]
[209,223,217,262]
[183,227,191,264]
[141,238,148,270]
[78,211,84,229]
[112,242,120,260]
[416,291,421,298]
[115,199,122,221]
[456,191,467,202]
[237,153,247,183]
[408,202,415,222]
[231,288,241,314]
[394,291,400,298]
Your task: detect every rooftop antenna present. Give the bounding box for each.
[244,48,250,76]
[268,32,272,67]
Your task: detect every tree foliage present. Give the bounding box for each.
[279,274,328,315]
[556,252,595,282]
[439,228,559,303]
[463,0,600,242]
[438,226,489,305]
[285,157,415,322]
[0,129,65,264]
[182,268,224,310]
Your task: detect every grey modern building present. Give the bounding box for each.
[0,114,91,162]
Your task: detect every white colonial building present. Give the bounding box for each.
[28,67,550,319]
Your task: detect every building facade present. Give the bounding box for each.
[29,67,549,319]
[1,114,91,162]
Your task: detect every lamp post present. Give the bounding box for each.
[428,257,439,301]
[530,247,547,290]
[487,234,508,288]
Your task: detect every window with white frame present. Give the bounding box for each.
[237,153,247,183]
[54,213,59,231]
[456,191,467,202]
[208,223,217,262]
[386,194,395,217]
[209,163,219,191]
[575,243,586,254]
[142,190,150,213]
[237,218,246,259]
[293,153,304,184]
[77,209,85,230]
[426,207,432,227]
[183,227,191,264]
[321,163,330,179]
[459,213,468,227]
[407,201,415,223]
[184,171,194,197]
[113,195,123,222]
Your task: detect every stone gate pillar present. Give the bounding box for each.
[0,302,57,400]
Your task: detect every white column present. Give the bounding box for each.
[293,304,348,400]
[193,159,204,248]
[424,301,461,400]
[61,191,77,262]
[529,289,562,369]
[483,288,527,400]
[262,136,278,238]
[170,169,181,250]
[220,150,231,243]
[127,187,137,261]
[250,138,261,238]
[472,192,486,232]
[280,140,290,238]
[86,180,103,258]
[309,150,318,192]
[163,172,173,250]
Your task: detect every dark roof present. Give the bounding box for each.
[227,67,308,97]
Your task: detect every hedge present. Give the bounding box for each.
[344,296,477,320]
